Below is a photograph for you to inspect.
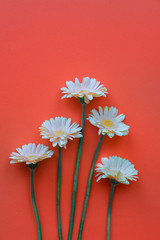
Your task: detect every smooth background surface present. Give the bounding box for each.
[0,0,160,239]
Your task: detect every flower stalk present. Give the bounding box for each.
[78,134,105,239]
[29,164,42,240]
[107,181,117,240]
[68,101,86,240]
[57,146,63,240]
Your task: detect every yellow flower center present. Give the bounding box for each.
[102,119,114,127]
[109,170,122,180]
[79,90,89,94]
[28,155,38,160]
[54,130,66,136]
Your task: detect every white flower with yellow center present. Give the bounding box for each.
[61,77,107,104]
[96,156,138,184]
[10,143,54,164]
[40,117,82,148]
[88,106,130,138]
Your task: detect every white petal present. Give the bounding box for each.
[108,107,118,117]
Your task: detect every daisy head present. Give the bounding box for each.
[88,106,130,138]
[40,117,82,148]
[10,143,54,165]
[96,156,138,185]
[61,77,107,104]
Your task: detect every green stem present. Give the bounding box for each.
[107,183,115,240]
[78,134,105,240]
[68,102,86,240]
[30,166,42,240]
[57,146,63,240]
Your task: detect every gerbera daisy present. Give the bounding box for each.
[10,143,53,165]
[40,117,82,148]
[61,77,107,104]
[10,144,54,239]
[96,157,138,240]
[40,117,82,239]
[96,156,138,184]
[88,106,130,138]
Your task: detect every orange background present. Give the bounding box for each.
[1,0,160,239]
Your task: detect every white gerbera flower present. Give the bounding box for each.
[40,117,82,148]
[96,156,138,184]
[61,77,107,104]
[88,106,130,138]
[10,143,54,164]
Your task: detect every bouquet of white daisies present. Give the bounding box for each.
[10,77,138,240]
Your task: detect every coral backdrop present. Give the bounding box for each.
[0,0,160,239]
